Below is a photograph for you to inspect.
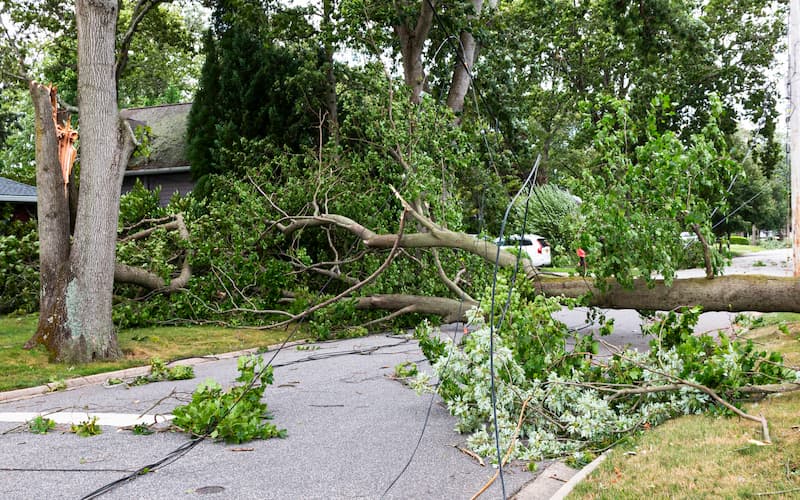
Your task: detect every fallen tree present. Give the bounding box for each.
[533,274,800,313]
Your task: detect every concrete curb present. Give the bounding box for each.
[513,461,578,500]
[0,340,306,403]
[549,451,608,500]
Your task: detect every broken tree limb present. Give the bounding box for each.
[262,210,410,330]
[354,294,478,323]
[533,274,800,313]
[599,339,773,444]
[114,213,192,292]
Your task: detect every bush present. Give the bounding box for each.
[509,185,578,253]
[730,235,749,245]
[0,207,39,314]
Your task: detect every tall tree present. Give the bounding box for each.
[186,0,326,185]
[1,0,171,361]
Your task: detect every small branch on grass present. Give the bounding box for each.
[599,338,772,444]
[754,486,800,497]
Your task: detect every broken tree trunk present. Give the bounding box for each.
[533,274,800,313]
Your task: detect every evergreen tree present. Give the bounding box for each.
[186,0,326,187]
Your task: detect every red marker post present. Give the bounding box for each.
[577,248,587,276]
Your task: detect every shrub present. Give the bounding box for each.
[509,185,578,253]
[730,235,749,245]
[0,207,39,314]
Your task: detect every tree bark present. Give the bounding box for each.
[394,0,435,104]
[533,274,800,313]
[26,84,72,355]
[322,0,339,142]
[446,0,483,114]
[26,0,134,362]
[355,294,477,323]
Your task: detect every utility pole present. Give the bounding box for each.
[790,0,800,277]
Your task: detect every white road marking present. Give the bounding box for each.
[0,412,173,427]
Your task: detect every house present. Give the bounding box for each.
[120,102,194,206]
[1,103,194,218]
[0,176,37,222]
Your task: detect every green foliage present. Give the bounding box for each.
[568,95,737,287]
[414,320,447,364]
[114,183,291,328]
[730,236,750,246]
[414,278,798,464]
[118,180,164,227]
[130,358,195,386]
[172,355,286,444]
[0,210,39,314]
[394,361,418,378]
[131,423,154,436]
[71,417,102,437]
[187,2,326,187]
[27,416,56,434]
[644,308,791,391]
[510,185,579,255]
[469,0,783,183]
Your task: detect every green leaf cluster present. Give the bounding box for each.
[130,357,194,386]
[71,416,102,437]
[568,95,737,286]
[27,415,56,434]
[416,277,798,463]
[171,355,286,444]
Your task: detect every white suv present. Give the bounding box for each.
[495,234,552,267]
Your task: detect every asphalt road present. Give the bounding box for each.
[0,334,541,500]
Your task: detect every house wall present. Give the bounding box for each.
[1,202,36,223]
[122,172,194,207]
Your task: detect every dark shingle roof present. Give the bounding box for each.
[121,103,192,172]
[0,177,37,203]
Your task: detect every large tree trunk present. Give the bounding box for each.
[534,275,800,313]
[26,0,133,362]
[445,0,484,114]
[394,0,435,104]
[27,84,72,356]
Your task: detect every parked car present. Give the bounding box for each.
[495,234,552,267]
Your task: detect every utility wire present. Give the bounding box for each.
[380,302,466,498]
[486,159,540,499]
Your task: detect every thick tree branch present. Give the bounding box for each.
[114,213,191,292]
[355,294,477,323]
[115,0,166,84]
[534,274,800,313]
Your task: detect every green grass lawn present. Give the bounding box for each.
[0,314,306,391]
[729,243,763,256]
[569,321,800,499]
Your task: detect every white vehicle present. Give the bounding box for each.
[495,234,552,267]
